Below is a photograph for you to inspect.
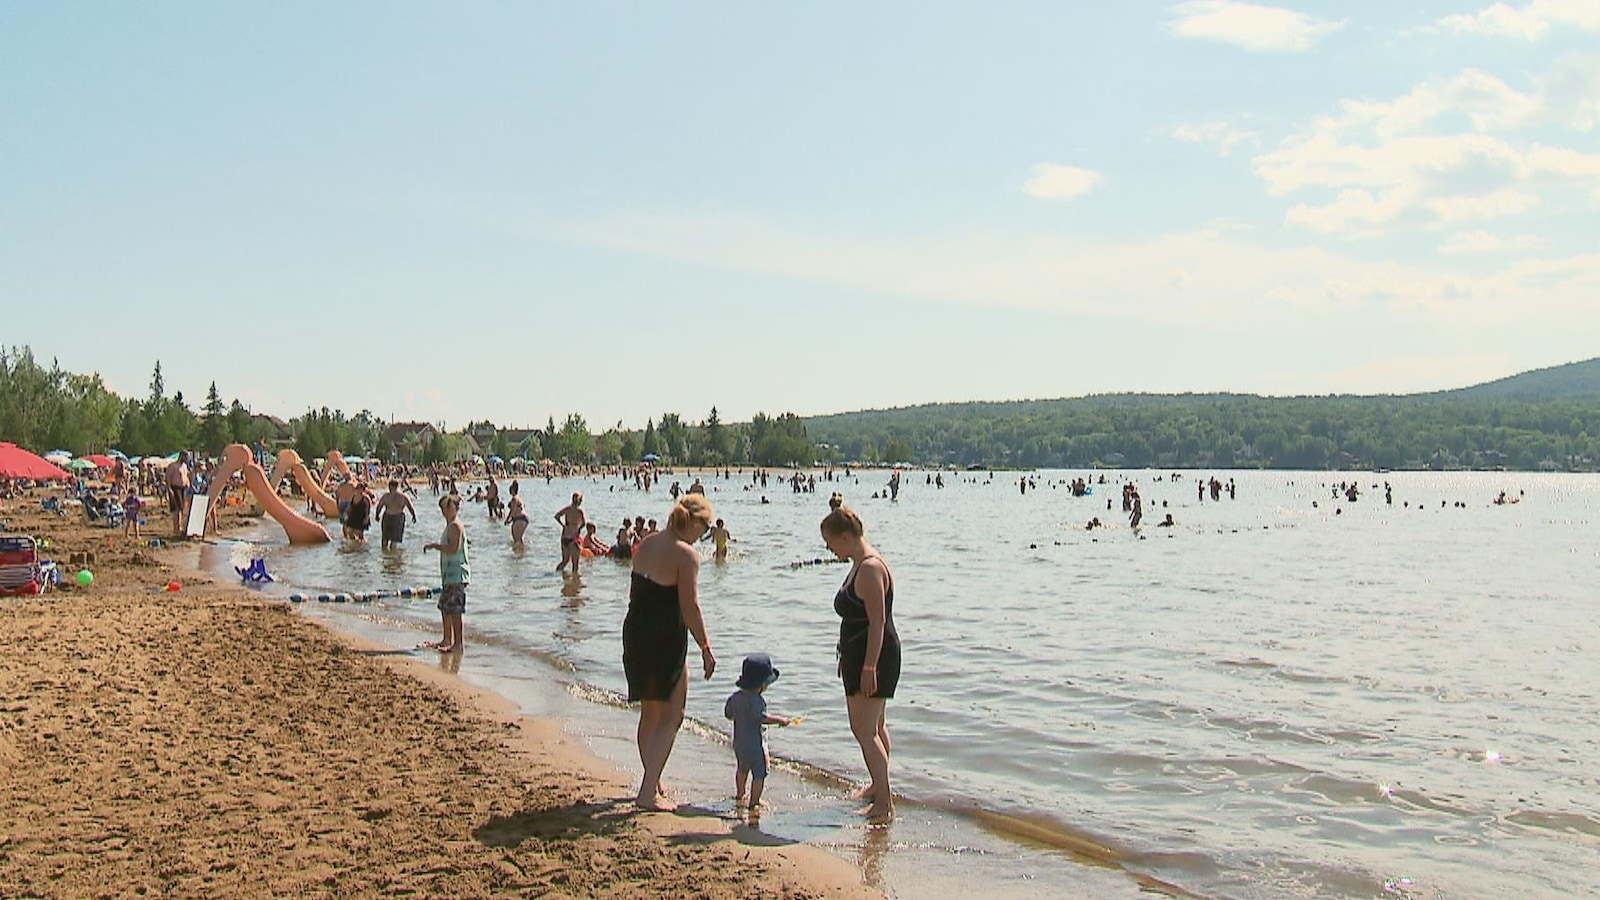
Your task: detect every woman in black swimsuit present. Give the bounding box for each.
[622,494,717,810]
[821,503,899,819]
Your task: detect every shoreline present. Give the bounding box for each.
[0,496,879,898]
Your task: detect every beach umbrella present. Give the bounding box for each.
[107,449,128,460]
[0,443,74,481]
[84,454,115,468]
[641,453,661,462]
[67,458,99,470]
[43,450,72,463]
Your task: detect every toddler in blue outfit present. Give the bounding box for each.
[725,653,795,810]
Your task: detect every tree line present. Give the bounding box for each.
[0,347,818,468]
[7,345,1598,471]
[803,393,1600,471]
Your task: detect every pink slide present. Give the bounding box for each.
[208,445,331,545]
[269,449,340,518]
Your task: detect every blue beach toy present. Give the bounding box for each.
[235,558,274,583]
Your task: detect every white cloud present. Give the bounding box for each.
[1437,1,1600,40]
[1168,1,1345,53]
[1425,189,1541,224]
[1022,164,1103,200]
[1438,230,1548,254]
[1284,188,1416,237]
[1171,120,1261,156]
[555,211,1600,334]
[1252,59,1600,237]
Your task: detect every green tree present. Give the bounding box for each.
[424,432,448,465]
[704,406,730,465]
[198,382,229,455]
[226,400,254,445]
[882,436,912,464]
[556,413,592,462]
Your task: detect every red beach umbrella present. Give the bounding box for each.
[0,443,74,481]
[83,454,115,469]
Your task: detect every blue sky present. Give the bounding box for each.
[3,1,1597,430]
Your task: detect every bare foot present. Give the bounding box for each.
[851,783,880,800]
[854,801,894,821]
[435,643,455,653]
[634,794,677,812]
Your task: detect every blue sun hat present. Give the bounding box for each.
[736,653,780,690]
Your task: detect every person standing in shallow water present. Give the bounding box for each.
[821,503,900,820]
[504,481,529,547]
[423,493,468,653]
[623,495,717,810]
[554,492,586,573]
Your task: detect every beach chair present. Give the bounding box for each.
[82,494,125,529]
[0,535,43,597]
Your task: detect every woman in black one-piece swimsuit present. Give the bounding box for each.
[621,495,717,810]
[821,503,898,819]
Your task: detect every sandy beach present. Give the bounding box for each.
[0,497,878,899]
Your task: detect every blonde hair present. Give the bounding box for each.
[668,494,715,533]
[820,505,864,538]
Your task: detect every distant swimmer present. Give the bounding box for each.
[1157,513,1175,527]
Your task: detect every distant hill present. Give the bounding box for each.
[801,359,1600,471]
[1438,358,1600,403]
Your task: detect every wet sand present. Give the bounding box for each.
[0,495,877,898]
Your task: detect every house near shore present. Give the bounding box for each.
[383,422,438,462]
[251,414,293,447]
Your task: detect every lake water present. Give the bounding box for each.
[199,469,1600,899]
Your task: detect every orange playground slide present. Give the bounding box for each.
[208,445,330,545]
[320,450,352,491]
[270,449,339,518]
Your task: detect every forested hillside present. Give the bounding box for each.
[804,359,1600,471]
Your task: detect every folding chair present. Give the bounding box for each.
[0,535,43,597]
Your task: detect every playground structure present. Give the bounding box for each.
[320,450,353,491]
[207,444,330,545]
[267,449,340,518]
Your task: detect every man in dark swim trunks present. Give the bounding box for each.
[375,479,418,550]
[553,492,586,573]
[164,453,191,536]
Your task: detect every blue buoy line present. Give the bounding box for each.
[286,586,439,604]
